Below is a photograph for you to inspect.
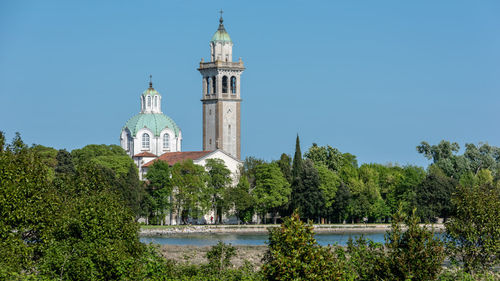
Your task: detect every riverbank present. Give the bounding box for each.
[141,223,444,236]
[159,244,267,268]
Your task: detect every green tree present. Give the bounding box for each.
[291,135,303,180]
[464,143,500,178]
[226,175,255,224]
[292,160,325,222]
[146,160,173,224]
[331,182,351,223]
[205,158,232,224]
[262,211,347,280]
[445,170,500,273]
[0,133,147,280]
[55,149,75,175]
[38,190,143,280]
[32,144,58,171]
[415,165,457,222]
[0,131,4,152]
[288,135,304,216]
[252,162,290,224]
[316,164,340,212]
[0,133,55,276]
[119,163,146,219]
[71,144,134,178]
[241,156,265,188]
[417,140,469,179]
[171,160,210,224]
[277,153,292,183]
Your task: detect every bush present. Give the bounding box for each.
[445,170,500,273]
[206,241,237,272]
[345,207,445,281]
[345,236,385,280]
[382,207,445,280]
[261,210,347,281]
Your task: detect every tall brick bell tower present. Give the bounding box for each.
[198,12,244,160]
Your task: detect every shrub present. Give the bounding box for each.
[382,207,445,280]
[445,170,500,273]
[261,210,346,281]
[206,241,237,272]
[345,206,445,281]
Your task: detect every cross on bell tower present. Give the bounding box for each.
[198,13,245,160]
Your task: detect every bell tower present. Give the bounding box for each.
[198,13,244,159]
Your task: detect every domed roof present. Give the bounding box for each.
[123,113,180,137]
[211,17,232,43]
[142,86,160,96]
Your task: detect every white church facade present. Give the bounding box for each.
[120,15,244,190]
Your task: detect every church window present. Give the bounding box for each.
[222,76,228,93]
[211,76,216,94]
[230,76,236,94]
[206,77,211,95]
[154,96,158,107]
[142,133,150,149]
[163,134,170,149]
[209,139,212,145]
[147,96,151,107]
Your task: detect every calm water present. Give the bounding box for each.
[140,232,387,246]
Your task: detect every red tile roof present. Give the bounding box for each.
[134,152,157,157]
[143,151,213,167]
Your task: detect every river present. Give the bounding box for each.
[140,232,387,246]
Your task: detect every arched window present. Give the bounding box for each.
[206,77,211,95]
[211,76,216,94]
[163,134,170,149]
[222,76,228,93]
[142,133,150,149]
[154,96,158,107]
[147,96,151,107]
[230,76,237,94]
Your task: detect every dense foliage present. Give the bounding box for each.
[445,170,500,273]
[2,131,500,279]
[0,133,146,280]
[262,211,347,280]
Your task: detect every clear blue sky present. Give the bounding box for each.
[1,0,499,167]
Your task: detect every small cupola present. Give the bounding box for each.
[210,11,233,62]
[140,75,162,114]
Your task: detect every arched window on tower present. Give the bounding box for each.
[163,134,170,149]
[211,76,216,94]
[206,77,211,95]
[230,76,237,94]
[147,96,151,108]
[154,96,158,108]
[142,133,150,149]
[222,76,228,93]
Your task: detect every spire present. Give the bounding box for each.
[149,75,153,89]
[218,9,226,32]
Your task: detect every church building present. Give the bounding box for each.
[120,15,244,186]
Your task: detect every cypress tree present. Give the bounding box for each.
[290,135,304,216]
[292,134,303,179]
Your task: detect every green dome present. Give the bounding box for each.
[211,30,231,42]
[211,18,232,43]
[142,87,159,96]
[124,113,180,137]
